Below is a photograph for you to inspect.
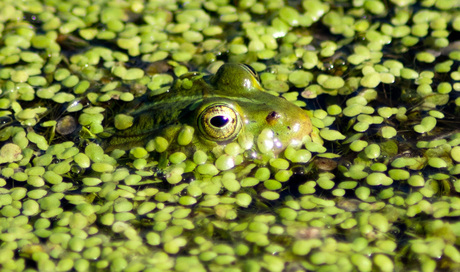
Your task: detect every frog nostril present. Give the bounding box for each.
[266,111,281,125]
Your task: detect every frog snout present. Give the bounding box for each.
[293,111,312,136]
[264,109,312,149]
[265,110,311,134]
[290,111,312,140]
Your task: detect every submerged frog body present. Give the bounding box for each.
[107,63,312,158]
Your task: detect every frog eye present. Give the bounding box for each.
[198,103,242,142]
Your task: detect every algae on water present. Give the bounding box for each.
[0,0,460,271]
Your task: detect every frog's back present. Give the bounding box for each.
[106,75,209,150]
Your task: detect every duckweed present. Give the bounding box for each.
[0,0,459,271]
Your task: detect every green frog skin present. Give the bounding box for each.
[107,63,312,158]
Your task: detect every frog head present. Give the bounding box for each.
[108,63,312,159]
[193,63,312,155]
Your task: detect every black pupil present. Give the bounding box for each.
[210,115,229,128]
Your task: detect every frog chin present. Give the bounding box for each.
[273,135,305,155]
[287,137,304,149]
[283,124,311,150]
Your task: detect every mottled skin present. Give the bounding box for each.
[108,63,312,156]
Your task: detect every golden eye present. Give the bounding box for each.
[198,103,242,142]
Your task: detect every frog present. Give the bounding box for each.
[106,63,312,161]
